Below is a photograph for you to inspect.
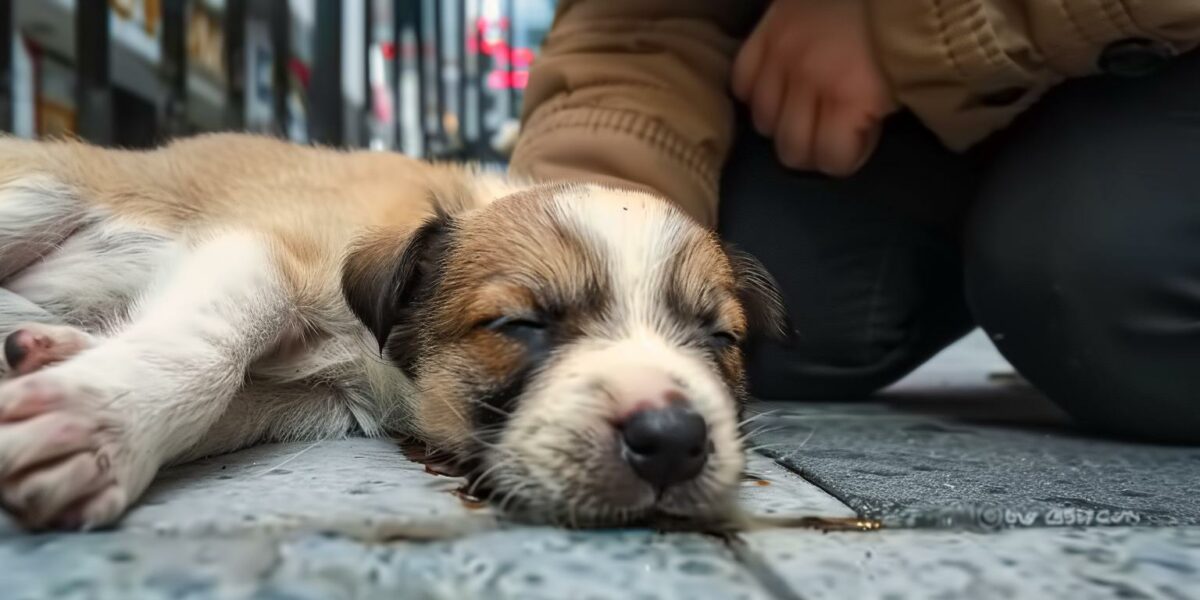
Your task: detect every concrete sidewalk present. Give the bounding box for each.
[2,332,1198,599]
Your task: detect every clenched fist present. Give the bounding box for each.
[732,0,897,176]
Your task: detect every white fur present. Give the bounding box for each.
[8,219,175,333]
[102,231,294,461]
[550,186,693,325]
[0,176,89,281]
[0,230,295,527]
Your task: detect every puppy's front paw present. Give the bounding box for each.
[0,372,139,530]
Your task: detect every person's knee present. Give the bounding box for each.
[967,237,1200,441]
[744,301,971,401]
[966,172,1200,443]
[718,111,976,401]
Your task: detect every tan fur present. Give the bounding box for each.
[0,135,490,333]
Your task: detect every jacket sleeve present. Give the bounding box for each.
[867,0,1200,151]
[509,0,763,227]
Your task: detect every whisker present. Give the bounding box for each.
[468,459,512,496]
[496,480,537,516]
[740,442,793,454]
[792,425,817,452]
[460,396,514,419]
[252,440,322,478]
[736,409,780,429]
[738,424,787,441]
[741,421,783,435]
[434,393,469,426]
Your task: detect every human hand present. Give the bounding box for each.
[732,0,897,176]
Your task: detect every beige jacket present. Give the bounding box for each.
[510,0,1200,226]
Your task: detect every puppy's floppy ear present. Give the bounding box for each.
[341,215,453,353]
[723,243,790,341]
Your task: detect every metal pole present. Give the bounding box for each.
[503,0,515,119]
[431,0,448,155]
[269,0,290,138]
[162,0,189,139]
[472,0,489,157]
[361,0,372,145]
[0,0,12,133]
[76,0,113,144]
[459,0,475,157]
[391,0,405,151]
[223,0,246,130]
[413,0,429,155]
[311,0,343,145]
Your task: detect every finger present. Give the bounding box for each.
[750,65,787,136]
[774,85,819,170]
[732,30,766,100]
[813,102,877,177]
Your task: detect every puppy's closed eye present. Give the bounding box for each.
[483,315,553,362]
[708,329,740,351]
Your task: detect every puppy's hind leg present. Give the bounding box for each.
[174,380,363,464]
[0,288,71,377]
[0,176,89,281]
[0,231,298,530]
[0,288,60,330]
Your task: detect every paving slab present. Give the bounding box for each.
[3,438,496,540]
[0,440,842,600]
[739,452,856,520]
[2,330,1195,598]
[753,400,1200,528]
[0,528,777,600]
[749,332,1200,528]
[742,525,1200,600]
[891,329,1018,391]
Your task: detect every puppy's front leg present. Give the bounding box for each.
[0,232,295,529]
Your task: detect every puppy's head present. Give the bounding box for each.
[343,183,785,526]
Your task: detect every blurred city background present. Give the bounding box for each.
[0,0,555,163]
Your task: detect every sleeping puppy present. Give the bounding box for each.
[0,134,784,530]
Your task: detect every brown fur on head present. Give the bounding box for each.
[342,183,784,526]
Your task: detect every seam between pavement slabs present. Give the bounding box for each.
[761,450,861,516]
[721,533,805,600]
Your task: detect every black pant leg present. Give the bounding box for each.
[966,50,1200,443]
[719,110,978,400]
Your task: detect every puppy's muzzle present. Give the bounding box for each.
[609,367,711,492]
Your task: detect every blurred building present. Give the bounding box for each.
[0,0,555,163]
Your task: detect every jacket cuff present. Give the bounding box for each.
[866,0,1060,151]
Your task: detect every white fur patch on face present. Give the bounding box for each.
[481,185,743,525]
[549,185,692,326]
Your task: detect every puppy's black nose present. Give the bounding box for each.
[620,404,709,489]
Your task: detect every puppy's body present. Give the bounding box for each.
[0,134,782,530]
[0,135,498,440]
